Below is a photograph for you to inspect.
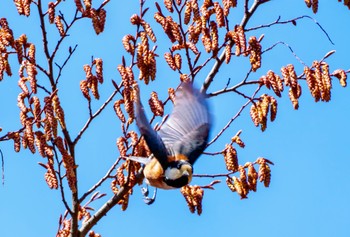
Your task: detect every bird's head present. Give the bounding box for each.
[163,160,193,188]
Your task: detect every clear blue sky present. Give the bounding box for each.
[0,1,349,236]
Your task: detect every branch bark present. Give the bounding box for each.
[200,0,265,94]
[79,171,144,237]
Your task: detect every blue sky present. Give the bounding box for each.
[0,0,349,236]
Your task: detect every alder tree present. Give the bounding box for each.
[0,0,348,236]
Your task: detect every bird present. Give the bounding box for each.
[129,82,211,197]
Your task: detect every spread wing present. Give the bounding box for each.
[158,82,211,165]
[134,84,168,169]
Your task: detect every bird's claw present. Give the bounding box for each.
[141,186,157,205]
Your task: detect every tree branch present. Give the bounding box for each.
[78,158,122,203]
[73,88,119,145]
[200,0,266,93]
[79,171,144,237]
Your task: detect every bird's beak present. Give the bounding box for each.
[183,170,190,176]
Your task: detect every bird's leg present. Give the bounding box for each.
[141,185,157,205]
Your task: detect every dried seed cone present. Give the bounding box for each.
[168,87,176,103]
[94,58,103,84]
[304,0,312,8]
[312,0,318,13]
[248,36,261,71]
[266,70,283,97]
[32,96,41,128]
[88,231,101,237]
[288,87,299,110]
[141,20,156,42]
[57,219,71,237]
[222,0,237,16]
[246,162,258,191]
[25,118,35,153]
[191,186,204,215]
[304,66,320,101]
[52,94,66,129]
[80,80,91,101]
[174,53,182,70]
[114,99,126,123]
[14,0,31,16]
[287,64,298,89]
[35,131,47,157]
[164,0,174,12]
[333,69,347,87]
[63,154,77,193]
[48,2,55,24]
[8,132,21,152]
[231,131,245,148]
[44,96,58,139]
[321,62,332,102]
[226,177,236,192]
[45,163,58,189]
[184,1,192,24]
[186,42,200,55]
[257,159,271,187]
[149,91,164,117]
[238,166,249,196]
[54,136,68,155]
[122,34,135,55]
[250,104,260,127]
[214,2,225,27]
[191,0,200,20]
[232,176,247,199]
[181,185,195,213]
[223,144,238,172]
[269,96,278,122]
[117,137,127,157]
[181,185,203,215]
[164,52,176,71]
[54,15,65,36]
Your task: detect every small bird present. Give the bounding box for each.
[130,82,211,194]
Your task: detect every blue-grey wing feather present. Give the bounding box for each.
[158,83,211,164]
[134,86,168,169]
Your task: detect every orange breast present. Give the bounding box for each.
[143,155,190,189]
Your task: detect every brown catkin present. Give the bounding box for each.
[164,52,176,70]
[332,69,347,87]
[149,92,164,117]
[54,15,65,36]
[223,144,238,172]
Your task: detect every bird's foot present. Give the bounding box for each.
[141,186,157,205]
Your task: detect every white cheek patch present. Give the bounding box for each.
[165,167,181,180]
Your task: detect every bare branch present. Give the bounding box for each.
[78,157,122,203]
[207,85,262,147]
[246,15,334,45]
[73,87,120,145]
[79,171,144,236]
[201,0,265,93]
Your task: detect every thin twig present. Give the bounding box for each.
[78,158,122,203]
[246,15,334,45]
[1,149,4,185]
[206,85,261,147]
[79,170,144,236]
[55,44,78,85]
[193,172,233,178]
[73,88,119,145]
[201,0,265,93]
[52,143,72,214]
[263,41,307,66]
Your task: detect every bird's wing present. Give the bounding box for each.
[134,84,168,169]
[158,82,211,165]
